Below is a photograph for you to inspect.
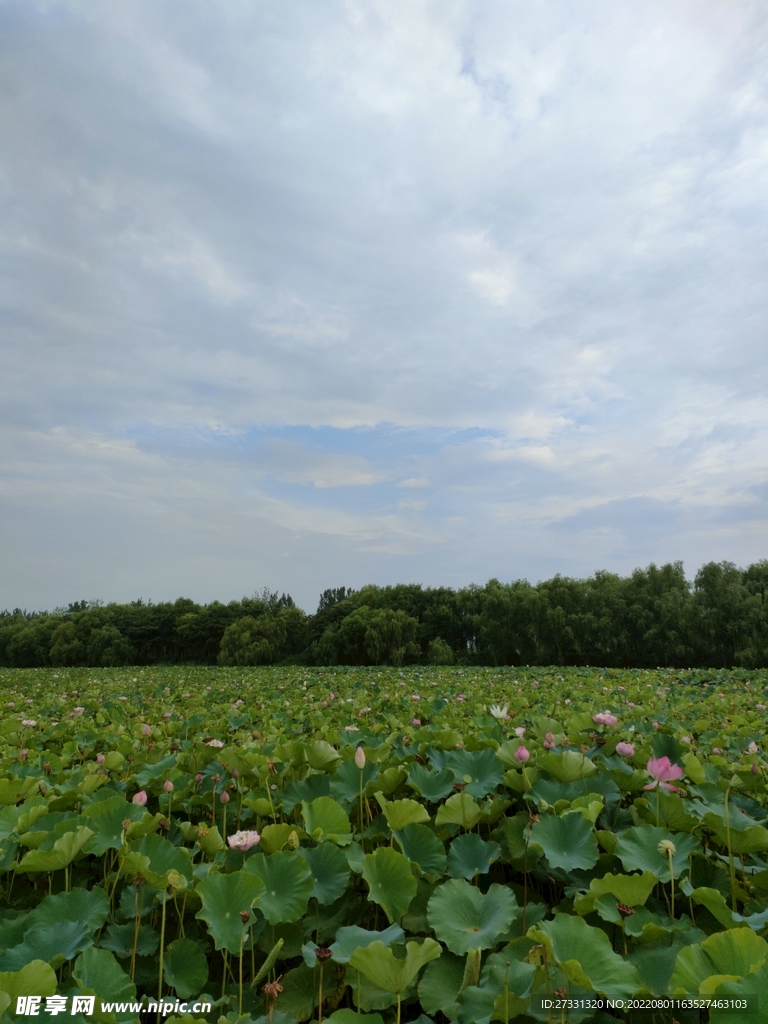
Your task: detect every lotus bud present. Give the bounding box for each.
[219,790,230,804]
[96,753,105,764]
[515,745,530,763]
[122,818,132,831]
[167,869,185,891]
[195,773,204,783]
[132,790,147,806]
[142,724,152,737]
[355,746,366,770]
[163,779,174,792]
[232,768,239,778]
[239,910,250,925]
[752,763,760,774]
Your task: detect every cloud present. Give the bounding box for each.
[1,0,767,608]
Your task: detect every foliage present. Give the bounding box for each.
[0,663,764,1023]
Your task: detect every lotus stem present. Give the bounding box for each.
[724,787,737,911]
[239,925,245,1016]
[157,891,168,1022]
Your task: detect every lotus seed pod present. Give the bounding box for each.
[657,839,676,856]
[286,830,299,850]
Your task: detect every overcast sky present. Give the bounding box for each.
[2,0,767,612]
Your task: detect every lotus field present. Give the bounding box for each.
[0,666,767,1024]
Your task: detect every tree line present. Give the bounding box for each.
[1,560,767,669]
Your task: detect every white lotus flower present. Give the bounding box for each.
[489,704,509,720]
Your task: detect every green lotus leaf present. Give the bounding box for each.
[361,846,417,923]
[446,749,503,798]
[703,814,768,854]
[381,798,429,831]
[574,871,657,915]
[669,928,768,995]
[259,823,306,854]
[244,850,314,924]
[0,960,57,1002]
[0,778,40,806]
[275,963,316,1021]
[163,938,209,999]
[81,795,144,855]
[330,924,404,964]
[349,938,441,995]
[417,951,464,1018]
[714,962,768,1024]
[615,826,700,881]
[98,922,159,958]
[195,869,266,952]
[395,823,447,879]
[529,914,641,997]
[326,1012,384,1024]
[307,740,341,772]
[446,834,499,880]
[283,774,331,814]
[17,825,94,873]
[435,792,481,830]
[530,812,599,872]
[134,832,193,883]
[0,920,94,972]
[537,750,597,783]
[131,754,178,787]
[407,765,455,802]
[427,879,517,954]
[32,886,110,934]
[298,841,351,905]
[72,947,135,1019]
[302,796,352,845]
[330,758,379,804]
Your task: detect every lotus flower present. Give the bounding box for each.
[515,745,530,763]
[489,704,508,720]
[227,830,261,851]
[514,726,526,738]
[643,756,684,792]
[615,742,635,758]
[543,731,556,749]
[593,711,618,727]
[132,790,148,806]
[748,741,758,753]
[206,738,224,748]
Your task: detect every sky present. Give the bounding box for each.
[1,0,767,613]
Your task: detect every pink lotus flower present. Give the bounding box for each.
[615,742,635,758]
[19,748,28,759]
[96,753,105,764]
[712,747,723,755]
[593,711,618,727]
[21,720,36,728]
[412,718,421,726]
[227,830,261,851]
[132,790,148,806]
[194,773,204,783]
[515,745,530,763]
[141,724,152,736]
[514,726,526,738]
[543,731,556,750]
[163,779,174,792]
[206,738,224,748]
[643,756,684,793]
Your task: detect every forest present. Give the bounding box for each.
[1,560,767,669]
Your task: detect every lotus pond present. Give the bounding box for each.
[0,665,767,1024]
